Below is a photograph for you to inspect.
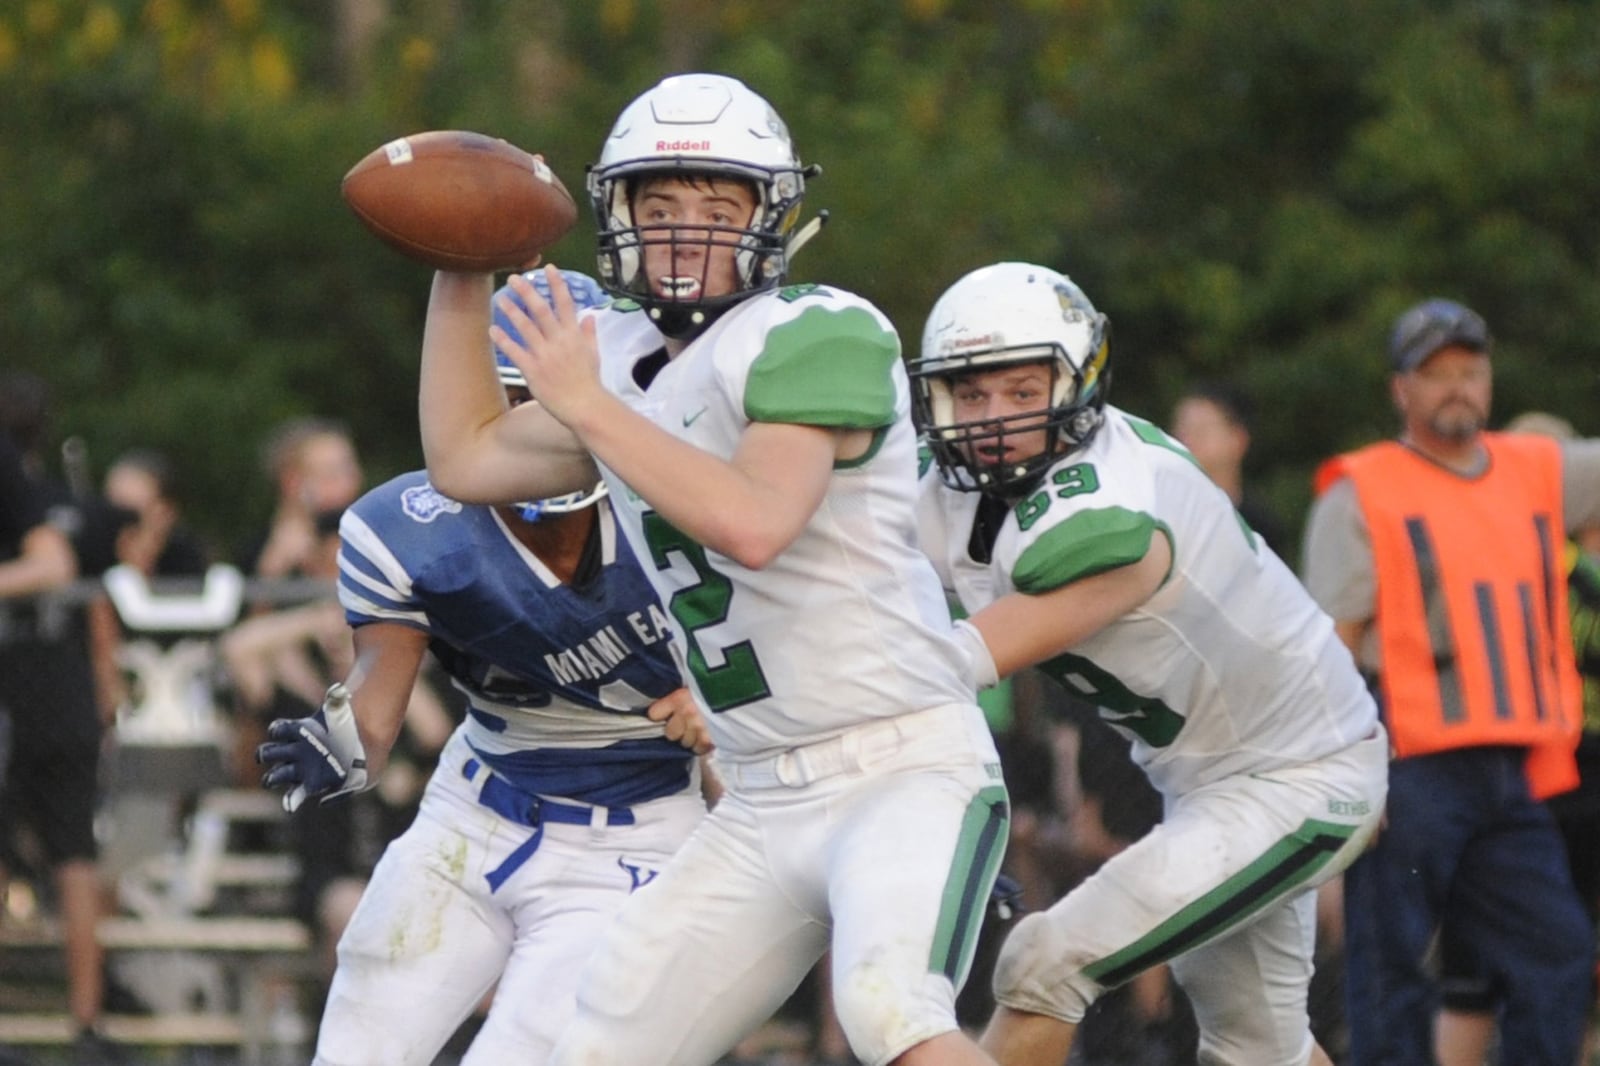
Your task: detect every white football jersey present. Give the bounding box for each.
[589,285,976,758]
[917,405,1378,796]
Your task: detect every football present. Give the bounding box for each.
[340,130,578,272]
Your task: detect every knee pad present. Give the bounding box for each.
[991,912,1097,1023]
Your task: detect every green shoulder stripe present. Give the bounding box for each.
[1122,412,1200,468]
[1013,507,1159,593]
[1123,413,1254,549]
[745,305,899,428]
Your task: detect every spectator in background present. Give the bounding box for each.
[0,373,125,578]
[1170,380,1289,557]
[1431,409,1600,1066]
[87,448,214,721]
[230,418,364,788]
[239,417,364,581]
[102,449,210,579]
[0,431,76,602]
[0,372,125,1063]
[0,431,78,1066]
[1302,299,1599,1065]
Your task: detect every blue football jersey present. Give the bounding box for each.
[337,472,691,806]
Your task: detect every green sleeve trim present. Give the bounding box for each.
[1013,507,1160,593]
[833,426,890,470]
[745,306,900,428]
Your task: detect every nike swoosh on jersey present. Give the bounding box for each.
[683,407,708,427]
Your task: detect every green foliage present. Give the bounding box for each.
[5,0,1600,559]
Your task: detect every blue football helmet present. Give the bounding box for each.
[491,268,610,520]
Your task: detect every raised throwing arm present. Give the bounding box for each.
[419,270,597,506]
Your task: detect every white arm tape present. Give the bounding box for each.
[321,682,372,796]
[952,618,999,691]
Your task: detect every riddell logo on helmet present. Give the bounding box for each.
[657,140,712,152]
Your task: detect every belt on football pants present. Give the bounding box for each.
[716,703,969,789]
[462,758,635,892]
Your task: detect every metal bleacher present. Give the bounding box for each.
[0,566,322,1062]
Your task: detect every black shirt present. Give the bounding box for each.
[0,434,47,562]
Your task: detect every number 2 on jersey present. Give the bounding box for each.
[640,512,772,712]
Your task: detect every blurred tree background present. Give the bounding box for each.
[4,0,1600,558]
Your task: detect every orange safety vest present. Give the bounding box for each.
[1317,434,1581,798]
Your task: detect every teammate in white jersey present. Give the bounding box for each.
[906,262,1389,1066]
[418,73,1008,1066]
[257,271,712,1066]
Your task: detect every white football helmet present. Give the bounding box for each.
[908,262,1111,495]
[588,73,815,338]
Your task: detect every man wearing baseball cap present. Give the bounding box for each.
[1303,297,1600,1064]
[1386,297,1492,373]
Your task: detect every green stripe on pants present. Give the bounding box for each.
[929,785,1011,984]
[1085,817,1354,989]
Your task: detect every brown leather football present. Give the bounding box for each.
[341,130,578,272]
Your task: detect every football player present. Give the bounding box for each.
[907,261,1388,1066]
[256,270,712,1066]
[418,74,1009,1066]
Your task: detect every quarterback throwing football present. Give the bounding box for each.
[419,75,1008,1066]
